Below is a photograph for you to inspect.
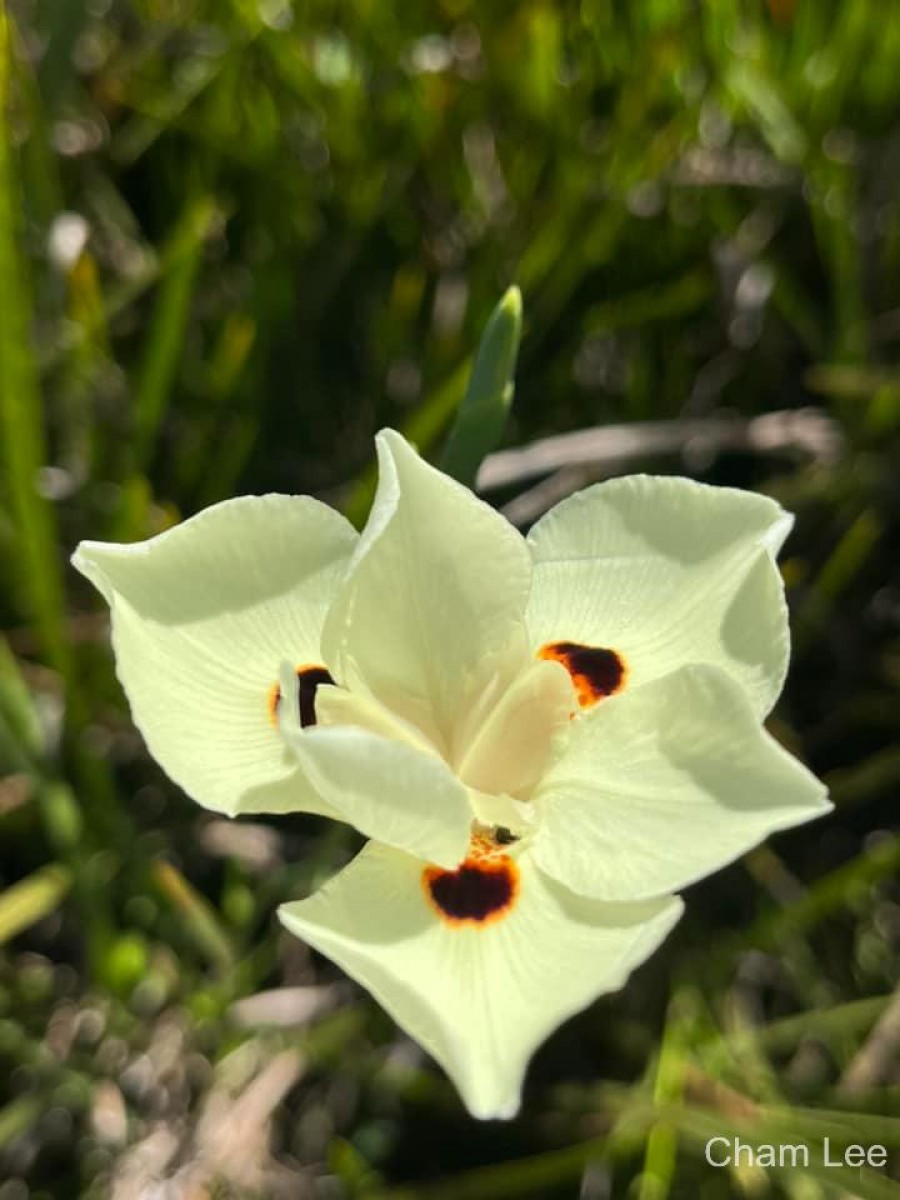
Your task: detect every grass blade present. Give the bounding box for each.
[0,863,71,945]
[133,194,218,466]
[153,859,235,974]
[0,9,71,679]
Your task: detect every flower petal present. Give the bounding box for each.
[274,672,472,869]
[533,665,831,903]
[313,680,437,756]
[280,841,682,1119]
[72,496,357,817]
[455,658,574,799]
[526,475,793,716]
[322,430,532,753]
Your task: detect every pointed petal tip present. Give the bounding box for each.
[372,427,429,485]
[621,892,684,956]
[801,781,833,817]
[70,538,108,572]
[762,507,795,556]
[70,539,118,602]
[374,426,411,457]
[70,542,88,577]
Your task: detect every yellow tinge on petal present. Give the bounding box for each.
[454,656,575,797]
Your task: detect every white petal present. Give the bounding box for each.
[280,841,682,1119]
[467,790,537,838]
[72,496,356,817]
[455,658,574,798]
[314,680,438,756]
[322,430,532,753]
[533,665,831,903]
[526,474,793,716]
[275,674,471,869]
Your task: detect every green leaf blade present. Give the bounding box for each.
[440,285,523,488]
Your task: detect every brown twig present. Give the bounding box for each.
[477,408,843,497]
[838,985,900,1096]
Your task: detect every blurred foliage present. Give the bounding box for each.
[0,0,899,1196]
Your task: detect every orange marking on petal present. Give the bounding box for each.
[422,846,519,928]
[267,681,282,728]
[266,664,335,729]
[538,641,627,708]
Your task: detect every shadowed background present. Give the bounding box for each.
[0,1,898,1197]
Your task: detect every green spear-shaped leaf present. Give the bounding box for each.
[441,285,523,488]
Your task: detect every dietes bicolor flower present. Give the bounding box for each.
[73,430,830,1118]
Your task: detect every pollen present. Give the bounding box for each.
[538,640,627,707]
[422,844,519,928]
[267,664,335,728]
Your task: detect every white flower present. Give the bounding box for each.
[73,429,830,1119]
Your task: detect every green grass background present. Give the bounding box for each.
[0,0,898,1196]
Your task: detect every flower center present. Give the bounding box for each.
[422,835,519,927]
[267,664,335,728]
[537,641,627,707]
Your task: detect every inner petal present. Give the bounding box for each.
[422,836,520,927]
[468,789,537,840]
[320,430,533,755]
[314,683,439,757]
[537,641,627,708]
[454,658,574,799]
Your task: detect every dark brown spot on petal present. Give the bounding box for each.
[296,666,335,726]
[267,664,335,729]
[538,641,627,707]
[422,852,519,928]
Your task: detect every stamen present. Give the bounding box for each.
[538,641,627,707]
[267,664,335,728]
